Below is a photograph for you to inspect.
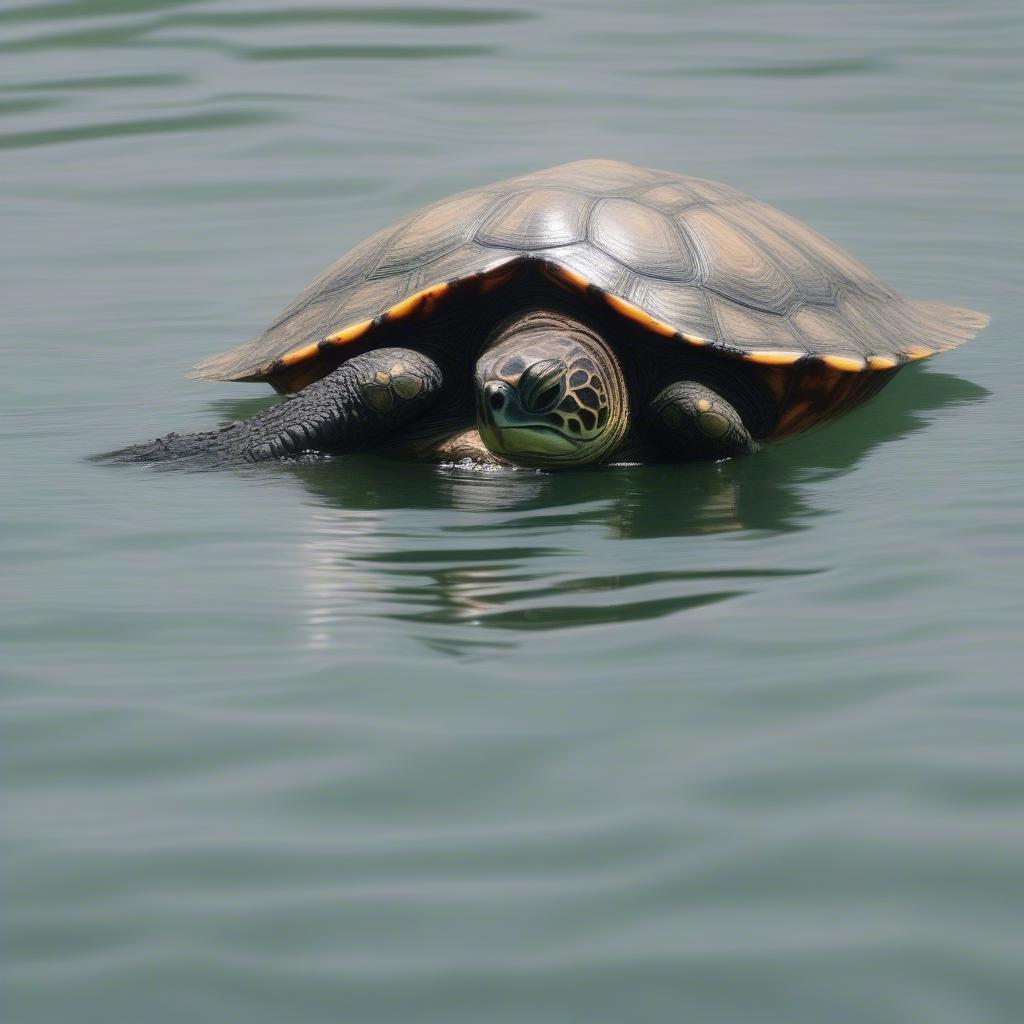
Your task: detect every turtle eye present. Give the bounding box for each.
[518,358,566,413]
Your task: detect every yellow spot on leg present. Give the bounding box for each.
[391,375,423,400]
[698,411,731,438]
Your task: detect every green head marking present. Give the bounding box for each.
[474,312,628,467]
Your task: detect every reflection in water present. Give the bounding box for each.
[215,368,984,649]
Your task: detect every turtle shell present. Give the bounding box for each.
[191,159,988,388]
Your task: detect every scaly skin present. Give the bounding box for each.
[109,348,442,465]
[648,380,760,460]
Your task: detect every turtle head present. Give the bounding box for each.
[474,311,629,467]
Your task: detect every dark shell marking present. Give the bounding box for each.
[192,160,988,406]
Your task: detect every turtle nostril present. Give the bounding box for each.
[489,391,505,411]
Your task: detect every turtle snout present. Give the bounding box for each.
[482,380,514,418]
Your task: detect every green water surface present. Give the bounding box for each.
[3,1,1023,1021]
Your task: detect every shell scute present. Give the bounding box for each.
[672,176,748,208]
[723,204,838,307]
[622,279,715,343]
[680,207,798,314]
[755,201,892,300]
[590,197,694,281]
[539,243,638,299]
[635,182,696,210]
[370,190,497,279]
[475,188,593,249]
[790,303,855,349]
[709,294,803,352]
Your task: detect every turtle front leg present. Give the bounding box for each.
[648,380,761,461]
[111,347,443,464]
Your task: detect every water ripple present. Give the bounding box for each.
[238,44,496,62]
[0,108,279,150]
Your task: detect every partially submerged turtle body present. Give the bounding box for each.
[119,160,988,468]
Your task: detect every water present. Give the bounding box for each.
[3,1,1022,1021]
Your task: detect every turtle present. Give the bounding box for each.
[115,159,988,468]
